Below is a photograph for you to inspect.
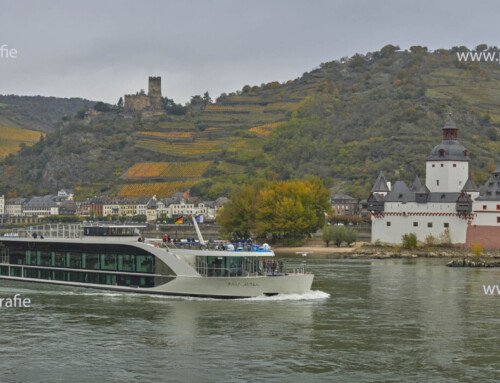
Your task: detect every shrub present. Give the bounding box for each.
[472,242,483,258]
[332,225,347,247]
[402,233,417,250]
[438,228,452,246]
[321,225,335,247]
[425,234,436,247]
[345,229,358,246]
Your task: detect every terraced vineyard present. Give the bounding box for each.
[249,121,286,136]
[124,161,212,179]
[137,131,193,139]
[0,126,44,158]
[118,181,197,198]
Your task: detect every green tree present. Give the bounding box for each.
[203,91,212,105]
[332,225,347,247]
[216,181,265,238]
[345,229,358,246]
[117,97,124,109]
[76,106,88,119]
[217,178,331,242]
[322,225,334,247]
[255,178,331,241]
[94,102,111,112]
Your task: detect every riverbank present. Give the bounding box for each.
[274,241,500,259]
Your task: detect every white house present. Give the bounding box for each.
[368,117,500,247]
[5,198,26,217]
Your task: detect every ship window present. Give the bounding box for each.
[444,223,449,228]
[428,222,433,228]
[38,251,51,267]
[69,253,82,268]
[84,253,100,270]
[413,222,418,227]
[53,252,66,268]
[118,254,135,272]
[100,274,116,285]
[136,255,154,273]
[386,222,391,227]
[52,270,65,281]
[10,266,22,277]
[100,254,116,271]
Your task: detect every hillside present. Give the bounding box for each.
[0,95,96,159]
[2,44,500,200]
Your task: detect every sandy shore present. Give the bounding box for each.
[273,242,363,254]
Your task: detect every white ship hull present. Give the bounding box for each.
[0,273,314,298]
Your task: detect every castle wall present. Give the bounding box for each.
[461,222,500,248]
[372,201,469,244]
[124,94,151,113]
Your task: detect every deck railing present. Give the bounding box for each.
[4,224,82,239]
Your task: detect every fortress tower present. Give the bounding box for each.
[124,76,163,113]
[425,117,469,193]
[148,76,162,110]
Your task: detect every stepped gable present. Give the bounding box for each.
[427,117,470,161]
[371,171,390,192]
[477,164,500,200]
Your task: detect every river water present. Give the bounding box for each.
[0,258,499,382]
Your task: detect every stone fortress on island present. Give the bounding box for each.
[368,116,500,248]
[124,76,163,113]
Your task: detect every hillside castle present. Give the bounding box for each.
[368,117,500,248]
[124,76,162,113]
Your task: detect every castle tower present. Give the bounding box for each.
[425,117,469,193]
[148,76,162,110]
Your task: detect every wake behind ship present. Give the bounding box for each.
[0,222,313,298]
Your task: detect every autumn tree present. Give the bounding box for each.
[216,181,265,238]
[217,178,331,242]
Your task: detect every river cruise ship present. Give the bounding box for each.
[0,221,313,298]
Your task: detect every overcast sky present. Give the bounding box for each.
[0,0,498,104]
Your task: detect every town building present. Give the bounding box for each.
[166,198,217,220]
[23,196,59,217]
[5,198,27,217]
[0,195,4,216]
[330,193,358,216]
[368,117,500,248]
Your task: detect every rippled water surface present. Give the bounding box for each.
[1,258,499,382]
